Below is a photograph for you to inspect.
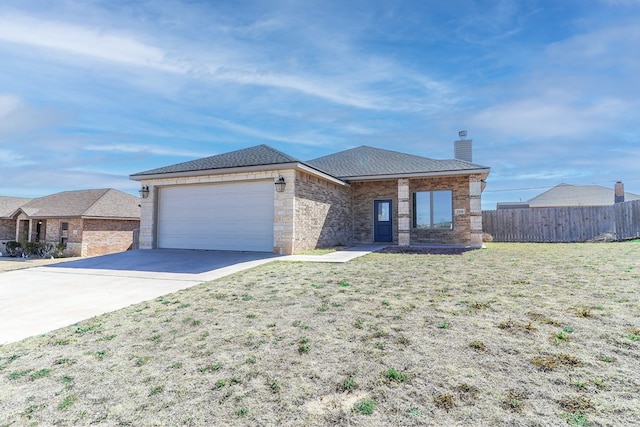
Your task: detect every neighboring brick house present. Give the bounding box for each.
[0,196,32,255]
[130,141,490,254]
[1,189,140,257]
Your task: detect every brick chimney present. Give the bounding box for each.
[454,130,472,162]
[614,181,625,203]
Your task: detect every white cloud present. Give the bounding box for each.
[0,94,22,118]
[452,0,524,45]
[208,118,329,147]
[0,13,184,72]
[84,144,208,158]
[507,170,589,181]
[469,96,628,139]
[0,10,452,112]
[0,93,68,138]
[0,149,36,167]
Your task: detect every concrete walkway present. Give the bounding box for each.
[280,244,388,263]
[0,245,384,345]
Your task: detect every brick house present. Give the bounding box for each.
[0,189,140,257]
[130,140,490,254]
[0,196,32,255]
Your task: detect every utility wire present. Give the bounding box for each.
[484,177,640,193]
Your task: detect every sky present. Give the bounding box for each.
[1,0,639,209]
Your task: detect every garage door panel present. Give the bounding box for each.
[157,181,274,252]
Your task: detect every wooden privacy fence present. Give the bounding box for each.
[482,199,640,242]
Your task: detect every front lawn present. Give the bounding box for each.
[1,243,639,426]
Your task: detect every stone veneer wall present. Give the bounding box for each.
[468,174,484,247]
[409,175,473,246]
[351,180,399,244]
[294,170,352,252]
[82,219,140,257]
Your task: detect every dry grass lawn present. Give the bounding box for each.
[1,242,639,426]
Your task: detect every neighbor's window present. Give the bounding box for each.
[413,190,453,229]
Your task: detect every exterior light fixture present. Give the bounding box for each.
[274,176,286,193]
[139,185,150,199]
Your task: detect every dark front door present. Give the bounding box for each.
[374,200,392,242]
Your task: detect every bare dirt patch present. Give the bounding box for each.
[378,245,472,255]
[0,242,639,426]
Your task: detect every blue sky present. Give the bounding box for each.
[1,0,639,209]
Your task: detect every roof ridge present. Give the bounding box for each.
[256,144,302,162]
[82,188,112,215]
[131,144,309,177]
[308,145,436,163]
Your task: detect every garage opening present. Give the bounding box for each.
[157,181,274,252]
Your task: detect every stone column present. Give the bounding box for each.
[469,176,483,247]
[398,179,410,246]
[273,170,296,255]
[138,184,155,249]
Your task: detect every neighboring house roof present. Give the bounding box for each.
[131,144,490,182]
[0,197,32,218]
[131,145,302,177]
[527,183,640,208]
[12,189,140,219]
[307,145,489,180]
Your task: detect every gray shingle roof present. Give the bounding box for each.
[527,183,640,207]
[131,144,490,182]
[0,197,32,218]
[17,189,140,219]
[306,146,489,179]
[131,144,301,177]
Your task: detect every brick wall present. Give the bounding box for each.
[294,171,352,251]
[0,219,16,255]
[350,175,478,246]
[351,180,399,243]
[82,219,140,257]
[45,220,59,242]
[59,218,84,256]
[0,219,15,240]
[409,175,472,245]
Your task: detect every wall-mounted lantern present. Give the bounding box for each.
[274,176,286,193]
[139,185,150,199]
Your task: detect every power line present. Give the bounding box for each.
[485,177,640,193]
[485,186,550,193]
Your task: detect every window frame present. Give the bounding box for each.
[412,190,454,230]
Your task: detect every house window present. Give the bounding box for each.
[413,190,453,229]
[60,222,69,243]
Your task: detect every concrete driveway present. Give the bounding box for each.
[0,250,278,345]
[0,246,385,346]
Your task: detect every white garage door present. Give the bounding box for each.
[157,181,274,252]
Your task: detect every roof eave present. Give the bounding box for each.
[129,162,302,180]
[81,216,141,220]
[130,162,349,187]
[294,163,349,187]
[339,168,490,182]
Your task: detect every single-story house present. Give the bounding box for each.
[130,139,490,254]
[497,182,640,209]
[0,189,140,257]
